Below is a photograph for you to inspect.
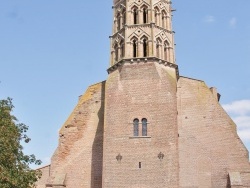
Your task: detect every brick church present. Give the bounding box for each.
[36,0,250,187]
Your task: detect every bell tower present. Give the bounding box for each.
[103,0,179,187]
[108,0,177,72]
[34,1,250,187]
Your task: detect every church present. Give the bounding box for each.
[36,0,250,187]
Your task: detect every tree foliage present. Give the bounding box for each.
[0,98,42,188]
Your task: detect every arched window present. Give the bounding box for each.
[133,39,137,57]
[162,10,166,28]
[142,118,147,136]
[154,7,160,25]
[133,119,139,136]
[122,10,126,26]
[164,41,169,61]
[164,46,168,61]
[143,7,148,23]
[143,38,148,57]
[114,43,118,62]
[156,38,162,58]
[117,13,121,31]
[120,40,124,58]
[155,11,157,25]
[133,7,138,24]
[156,44,159,58]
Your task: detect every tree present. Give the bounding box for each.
[0,98,42,188]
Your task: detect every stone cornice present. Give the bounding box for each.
[107,57,179,79]
[110,28,125,38]
[110,23,174,38]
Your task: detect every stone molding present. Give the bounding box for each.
[107,56,179,78]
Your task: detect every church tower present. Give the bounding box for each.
[103,0,179,187]
[109,0,176,68]
[35,1,250,187]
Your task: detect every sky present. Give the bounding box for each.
[0,0,249,168]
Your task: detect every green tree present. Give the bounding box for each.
[0,98,42,188]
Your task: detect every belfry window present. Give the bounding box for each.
[143,8,148,23]
[156,44,160,58]
[155,12,157,25]
[154,7,160,25]
[133,119,139,136]
[164,41,169,61]
[164,46,168,61]
[162,11,166,29]
[120,40,125,58]
[133,39,137,57]
[122,10,126,26]
[142,118,147,136]
[156,38,162,59]
[133,7,138,24]
[117,13,121,31]
[114,43,118,62]
[143,39,148,57]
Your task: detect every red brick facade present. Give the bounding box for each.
[35,0,250,187]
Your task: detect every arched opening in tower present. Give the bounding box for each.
[143,39,148,57]
[120,40,124,58]
[143,8,148,23]
[133,8,138,24]
[114,43,118,61]
[133,40,137,57]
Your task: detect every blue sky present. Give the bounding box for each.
[0,0,249,167]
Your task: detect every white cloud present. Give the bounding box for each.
[204,15,215,23]
[233,116,250,129]
[234,117,250,142]
[229,17,237,27]
[223,100,250,144]
[222,100,250,116]
[238,129,250,141]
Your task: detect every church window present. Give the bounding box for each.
[156,44,160,58]
[143,39,148,57]
[154,7,160,25]
[162,10,166,29]
[133,7,138,24]
[142,118,147,136]
[122,10,126,26]
[114,43,118,62]
[143,7,148,23]
[139,162,142,169]
[164,46,167,61]
[133,39,137,57]
[156,38,162,58]
[155,12,157,25]
[120,40,125,58]
[117,13,121,31]
[133,118,139,136]
[164,41,169,61]
[132,118,148,137]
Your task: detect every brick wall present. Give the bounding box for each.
[177,77,250,188]
[38,81,105,188]
[36,165,50,188]
[103,61,179,188]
